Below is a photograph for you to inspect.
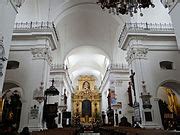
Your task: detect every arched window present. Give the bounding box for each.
[160,61,173,70]
[6,61,20,69]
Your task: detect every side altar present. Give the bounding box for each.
[72,75,101,125]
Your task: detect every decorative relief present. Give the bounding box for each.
[31,47,52,65]
[126,47,148,65]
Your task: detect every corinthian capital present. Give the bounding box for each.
[126,47,148,65]
[31,47,52,65]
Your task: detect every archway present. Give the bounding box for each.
[1,82,23,131]
[157,81,180,130]
[64,46,111,88]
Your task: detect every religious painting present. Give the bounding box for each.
[82,100,92,117]
[110,90,117,105]
[82,81,90,90]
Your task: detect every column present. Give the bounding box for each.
[0,0,25,124]
[28,47,52,131]
[126,42,162,128]
[0,0,25,95]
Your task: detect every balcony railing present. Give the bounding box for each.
[14,21,59,41]
[109,63,129,70]
[50,64,68,70]
[119,22,174,47]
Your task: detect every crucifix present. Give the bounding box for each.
[130,69,141,123]
[130,69,137,102]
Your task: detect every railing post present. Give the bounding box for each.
[41,21,43,29]
[47,21,49,28]
[146,22,148,30]
[30,21,32,29]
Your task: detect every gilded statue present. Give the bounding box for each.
[166,88,177,114]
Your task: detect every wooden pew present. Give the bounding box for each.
[31,128,79,135]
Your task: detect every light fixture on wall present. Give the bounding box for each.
[97,0,155,17]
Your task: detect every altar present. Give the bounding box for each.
[72,75,101,125]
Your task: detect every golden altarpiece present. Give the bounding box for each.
[72,75,101,124]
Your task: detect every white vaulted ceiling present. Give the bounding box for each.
[64,46,110,87]
[15,0,128,87]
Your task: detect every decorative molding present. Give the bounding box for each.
[31,47,52,65]
[126,47,148,65]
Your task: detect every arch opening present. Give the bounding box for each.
[64,46,110,88]
[157,81,180,130]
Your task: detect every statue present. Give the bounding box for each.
[107,89,111,109]
[101,111,106,125]
[127,82,133,107]
[64,89,67,105]
[130,70,136,101]
[166,88,177,114]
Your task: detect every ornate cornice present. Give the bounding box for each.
[31,47,52,65]
[126,47,148,65]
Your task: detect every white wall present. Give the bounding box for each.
[169,3,180,49]
[5,50,46,130]
[129,45,180,128]
[144,50,180,97]
[0,0,18,95]
[131,0,172,24]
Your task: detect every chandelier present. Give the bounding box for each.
[97,0,155,17]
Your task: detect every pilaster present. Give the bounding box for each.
[126,45,163,128]
[28,47,52,131]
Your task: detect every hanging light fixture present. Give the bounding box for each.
[97,0,155,17]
